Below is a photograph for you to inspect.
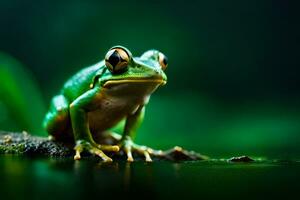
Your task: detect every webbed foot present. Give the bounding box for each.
[119,136,164,162]
[74,140,119,162]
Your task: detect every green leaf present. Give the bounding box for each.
[0,52,46,136]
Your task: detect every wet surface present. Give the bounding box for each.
[0,155,299,199]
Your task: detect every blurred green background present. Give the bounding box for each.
[0,0,299,158]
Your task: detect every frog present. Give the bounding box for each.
[42,46,170,162]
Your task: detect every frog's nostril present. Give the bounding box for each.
[152,70,159,75]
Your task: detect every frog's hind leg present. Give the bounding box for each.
[93,131,122,145]
[43,95,70,138]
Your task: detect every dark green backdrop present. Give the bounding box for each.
[0,0,299,158]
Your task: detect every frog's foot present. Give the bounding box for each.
[74,140,119,162]
[119,136,164,162]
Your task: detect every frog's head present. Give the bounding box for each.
[100,46,168,89]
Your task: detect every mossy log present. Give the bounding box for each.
[0,131,208,161]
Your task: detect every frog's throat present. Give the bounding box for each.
[103,79,166,88]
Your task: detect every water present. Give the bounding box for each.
[0,155,299,199]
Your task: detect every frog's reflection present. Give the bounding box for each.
[47,158,157,197]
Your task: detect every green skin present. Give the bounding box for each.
[43,46,168,162]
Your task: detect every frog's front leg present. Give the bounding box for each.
[119,106,163,162]
[70,87,119,161]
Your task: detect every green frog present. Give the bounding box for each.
[43,46,169,162]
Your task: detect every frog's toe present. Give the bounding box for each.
[99,144,120,152]
[73,141,113,162]
[133,145,153,162]
[89,148,113,162]
[74,149,82,160]
[124,145,134,162]
[147,148,164,157]
[143,150,152,162]
[122,143,152,162]
[120,137,168,162]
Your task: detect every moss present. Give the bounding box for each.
[0,131,72,156]
[0,143,25,154]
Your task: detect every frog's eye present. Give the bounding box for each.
[158,52,168,70]
[105,47,130,73]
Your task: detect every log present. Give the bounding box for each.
[0,131,208,161]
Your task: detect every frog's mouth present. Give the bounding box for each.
[103,78,166,88]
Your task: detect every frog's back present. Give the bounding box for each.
[62,61,104,101]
